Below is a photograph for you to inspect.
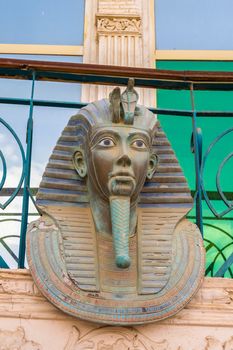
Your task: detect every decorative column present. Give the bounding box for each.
[82,0,155,107]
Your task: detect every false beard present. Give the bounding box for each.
[109,196,131,269]
[108,176,136,268]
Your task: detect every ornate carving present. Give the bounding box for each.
[0,327,41,350]
[64,329,233,350]
[227,289,233,303]
[204,336,233,350]
[224,336,233,350]
[0,277,40,296]
[64,326,168,350]
[96,14,141,34]
[27,84,205,325]
[192,286,232,305]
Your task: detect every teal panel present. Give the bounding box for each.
[0,256,9,268]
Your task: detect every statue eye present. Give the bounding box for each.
[98,138,115,147]
[131,139,147,149]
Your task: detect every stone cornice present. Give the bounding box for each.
[96,14,141,35]
[0,269,233,326]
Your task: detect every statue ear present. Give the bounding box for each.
[73,148,87,178]
[146,154,158,180]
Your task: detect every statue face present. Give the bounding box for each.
[73,124,157,268]
[86,125,157,201]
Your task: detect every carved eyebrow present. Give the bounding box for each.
[128,132,150,142]
[92,129,120,139]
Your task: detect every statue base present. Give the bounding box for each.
[0,269,233,350]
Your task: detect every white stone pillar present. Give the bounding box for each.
[82,0,156,107]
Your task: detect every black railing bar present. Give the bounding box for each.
[1,212,232,220]
[0,212,231,219]
[27,186,43,216]
[0,69,190,90]
[0,213,38,216]
[0,187,38,196]
[0,240,18,263]
[1,97,233,118]
[214,252,233,277]
[152,108,233,117]
[1,212,231,220]
[190,190,233,200]
[190,85,203,235]
[0,97,86,110]
[37,70,233,91]
[187,215,233,221]
[3,61,233,91]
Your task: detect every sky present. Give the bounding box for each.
[0,0,84,45]
[156,0,233,50]
[0,0,85,266]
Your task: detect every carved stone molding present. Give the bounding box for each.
[1,270,233,326]
[0,271,233,349]
[96,14,141,35]
[97,0,141,15]
[64,326,233,350]
[64,326,168,350]
[204,336,233,350]
[0,327,41,350]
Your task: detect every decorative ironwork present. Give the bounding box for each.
[202,128,233,217]
[190,116,233,277]
[0,117,25,209]
[0,233,20,266]
[0,58,231,278]
[204,222,233,278]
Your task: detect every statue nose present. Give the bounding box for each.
[117,154,131,167]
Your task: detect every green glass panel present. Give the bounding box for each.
[156,61,233,192]
[156,61,233,277]
[203,218,233,278]
[188,201,233,278]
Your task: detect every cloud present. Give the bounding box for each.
[0,132,21,164]
[0,161,44,268]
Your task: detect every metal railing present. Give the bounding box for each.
[0,58,232,276]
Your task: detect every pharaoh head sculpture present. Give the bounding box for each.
[72,81,157,269]
[27,80,205,325]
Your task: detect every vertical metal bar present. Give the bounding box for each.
[18,71,35,268]
[190,84,203,236]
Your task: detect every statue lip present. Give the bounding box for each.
[109,172,135,180]
[108,173,136,196]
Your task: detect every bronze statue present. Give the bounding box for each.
[27,81,205,325]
